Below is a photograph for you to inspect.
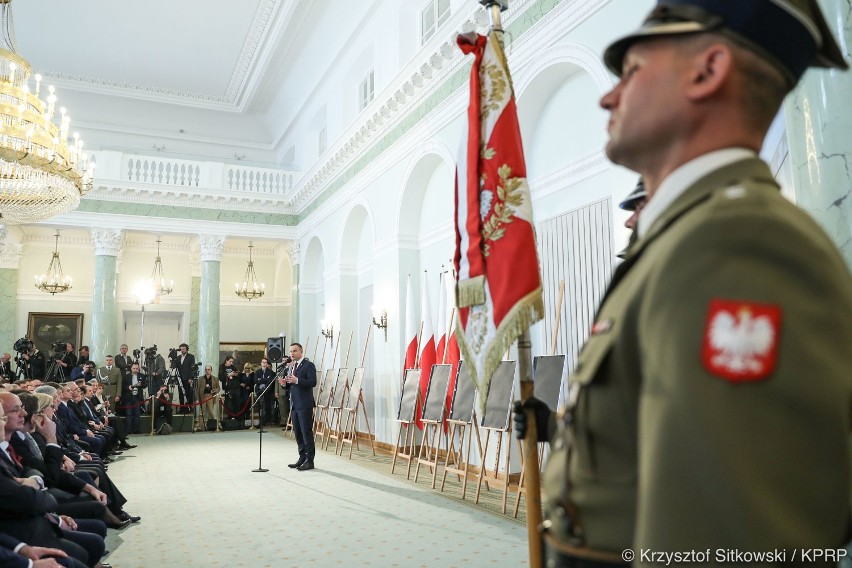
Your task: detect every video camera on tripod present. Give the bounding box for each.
[50,341,67,356]
[13,336,33,355]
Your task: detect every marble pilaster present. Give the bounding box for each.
[189,277,200,356]
[197,235,225,370]
[782,0,852,267]
[289,243,300,344]
[0,227,22,351]
[90,229,122,364]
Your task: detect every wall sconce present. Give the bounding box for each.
[321,320,334,347]
[372,306,388,342]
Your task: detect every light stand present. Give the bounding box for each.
[134,281,157,434]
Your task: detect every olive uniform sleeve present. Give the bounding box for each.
[635,189,852,552]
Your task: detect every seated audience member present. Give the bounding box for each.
[0,531,75,568]
[0,401,107,567]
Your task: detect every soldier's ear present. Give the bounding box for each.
[684,42,732,101]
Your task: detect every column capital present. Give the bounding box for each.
[0,225,22,269]
[288,242,300,266]
[91,228,123,256]
[198,234,226,262]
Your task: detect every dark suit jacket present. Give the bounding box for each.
[114,354,133,378]
[289,359,317,410]
[10,434,86,496]
[0,448,63,548]
[177,353,196,382]
[0,532,30,568]
[56,403,88,438]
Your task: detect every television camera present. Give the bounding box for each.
[13,336,33,355]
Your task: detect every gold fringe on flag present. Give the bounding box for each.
[456,275,486,308]
[457,287,545,414]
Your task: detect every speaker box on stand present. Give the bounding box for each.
[267,336,285,363]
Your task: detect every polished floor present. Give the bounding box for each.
[103,429,529,567]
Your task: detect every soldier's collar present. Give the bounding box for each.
[638,148,756,238]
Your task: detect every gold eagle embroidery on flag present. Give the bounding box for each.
[481,163,526,256]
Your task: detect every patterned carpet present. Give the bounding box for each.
[102,427,531,567]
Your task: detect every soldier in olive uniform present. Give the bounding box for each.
[97,355,121,405]
[515,1,852,566]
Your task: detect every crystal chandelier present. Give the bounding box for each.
[235,242,264,300]
[150,237,173,296]
[35,230,71,294]
[0,0,94,224]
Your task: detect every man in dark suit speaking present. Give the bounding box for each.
[279,343,316,471]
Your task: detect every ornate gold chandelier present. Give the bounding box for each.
[34,230,71,294]
[235,242,264,300]
[0,0,94,224]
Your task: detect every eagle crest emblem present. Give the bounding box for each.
[701,300,782,382]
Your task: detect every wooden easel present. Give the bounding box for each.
[313,334,337,436]
[322,332,353,450]
[414,364,452,488]
[391,368,421,479]
[440,361,482,499]
[513,280,564,518]
[332,324,375,456]
[474,360,519,515]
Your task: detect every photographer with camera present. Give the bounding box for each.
[54,343,77,376]
[173,344,196,414]
[139,346,165,415]
[219,356,241,422]
[147,368,173,433]
[13,337,43,381]
[196,365,219,431]
[253,358,276,428]
[120,362,147,434]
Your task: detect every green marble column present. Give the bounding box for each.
[0,229,22,351]
[289,243,300,343]
[189,276,200,355]
[197,235,225,371]
[90,229,122,364]
[783,0,852,267]
[0,268,19,351]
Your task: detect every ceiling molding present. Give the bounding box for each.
[36,0,286,112]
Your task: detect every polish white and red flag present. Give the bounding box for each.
[416,270,436,430]
[404,274,418,373]
[454,31,543,412]
[442,270,461,425]
[436,270,449,364]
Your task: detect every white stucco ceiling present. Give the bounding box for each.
[14,0,268,104]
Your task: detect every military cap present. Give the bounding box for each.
[619,178,647,212]
[604,0,848,87]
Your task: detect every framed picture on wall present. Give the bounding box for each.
[218,342,267,371]
[27,313,84,360]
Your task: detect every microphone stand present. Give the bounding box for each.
[249,373,279,473]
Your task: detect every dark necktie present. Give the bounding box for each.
[6,444,23,468]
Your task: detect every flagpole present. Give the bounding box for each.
[477,2,542,567]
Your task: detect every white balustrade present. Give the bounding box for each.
[89,151,298,199]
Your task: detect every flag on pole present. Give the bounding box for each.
[416,270,436,430]
[436,270,448,364]
[404,274,418,371]
[454,31,544,413]
[443,269,461,425]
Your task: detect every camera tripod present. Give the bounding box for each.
[14,353,31,381]
[44,355,67,382]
